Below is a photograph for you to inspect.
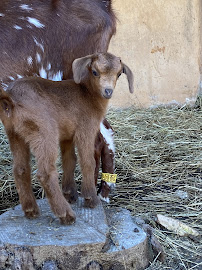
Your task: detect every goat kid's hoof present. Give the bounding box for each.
[59,211,76,225]
[24,206,40,219]
[63,188,78,204]
[84,195,100,208]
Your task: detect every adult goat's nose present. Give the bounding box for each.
[104,88,113,98]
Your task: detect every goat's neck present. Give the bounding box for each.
[81,82,109,117]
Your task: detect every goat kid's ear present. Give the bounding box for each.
[123,63,134,93]
[72,55,93,84]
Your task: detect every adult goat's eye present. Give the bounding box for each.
[92,70,99,77]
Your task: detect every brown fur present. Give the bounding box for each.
[0,52,133,224]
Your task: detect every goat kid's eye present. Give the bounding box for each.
[92,70,99,77]
[117,73,122,78]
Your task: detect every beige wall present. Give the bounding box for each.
[199,0,202,95]
[109,0,201,108]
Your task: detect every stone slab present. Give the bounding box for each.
[0,199,152,269]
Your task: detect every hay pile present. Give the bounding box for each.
[107,107,202,269]
[0,106,201,269]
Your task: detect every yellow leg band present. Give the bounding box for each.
[101,173,117,184]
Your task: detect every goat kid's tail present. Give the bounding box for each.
[0,87,14,117]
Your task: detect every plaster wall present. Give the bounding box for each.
[109,0,201,108]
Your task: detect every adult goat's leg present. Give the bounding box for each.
[7,129,39,218]
[60,140,78,203]
[97,142,115,202]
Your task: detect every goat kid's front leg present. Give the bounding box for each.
[76,132,100,208]
[60,140,78,203]
[7,130,40,219]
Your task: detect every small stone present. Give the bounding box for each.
[0,249,8,268]
[134,228,140,233]
[42,260,58,270]
[175,190,189,200]
[86,261,103,270]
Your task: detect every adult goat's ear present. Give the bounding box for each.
[123,63,134,93]
[72,55,93,84]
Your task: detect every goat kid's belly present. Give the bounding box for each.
[59,117,101,144]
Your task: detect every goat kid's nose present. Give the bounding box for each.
[104,88,113,99]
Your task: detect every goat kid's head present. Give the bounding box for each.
[72,53,134,99]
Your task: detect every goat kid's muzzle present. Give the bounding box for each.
[103,88,113,99]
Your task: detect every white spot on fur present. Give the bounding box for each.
[48,71,63,81]
[13,25,22,30]
[19,16,26,21]
[39,67,47,79]
[100,122,115,153]
[9,76,15,81]
[0,13,5,17]
[27,56,33,66]
[33,38,44,52]
[17,74,23,79]
[107,182,116,188]
[20,4,33,11]
[36,53,41,63]
[1,82,8,90]
[47,63,51,70]
[99,193,110,203]
[27,17,45,28]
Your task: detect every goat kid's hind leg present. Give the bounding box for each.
[60,140,78,203]
[76,133,100,208]
[7,130,39,219]
[33,139,76,225]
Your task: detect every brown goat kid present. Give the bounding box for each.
[0,53,134,224]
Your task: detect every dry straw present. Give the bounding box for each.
[0,106,201,269]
